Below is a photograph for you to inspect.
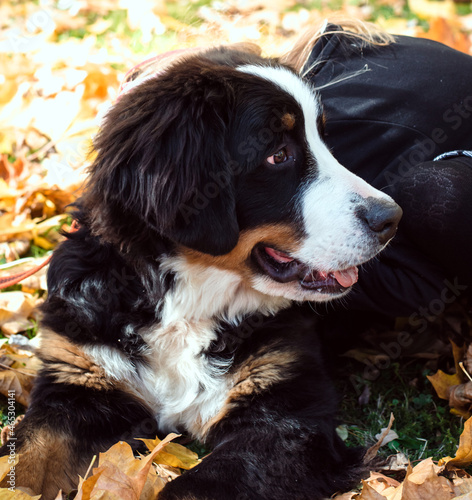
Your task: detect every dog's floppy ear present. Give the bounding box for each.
[85,61,240,256]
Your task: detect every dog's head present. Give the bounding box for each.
[84,46,401,303]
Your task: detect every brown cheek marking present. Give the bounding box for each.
[199,347,299,440]
[0,426,84,497]
[181,223,301,281]
[38,330,114,390]
[282,112,296,130]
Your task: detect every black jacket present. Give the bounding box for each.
[305,31,472,317]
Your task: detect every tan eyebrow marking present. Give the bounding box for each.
[281,112,296,130]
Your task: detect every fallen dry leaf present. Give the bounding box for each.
[358,458,457,500]
[358,480,390,499]
[453,476,472,496]
[0,365,34,407]
[139,437,201,470]
[75,433,183,500]
[364,413,395,463]
[0,292,36,327]
[428,341,471,416]
[402,458,455,499]
[441,417,472,470]
[0,342,40,406]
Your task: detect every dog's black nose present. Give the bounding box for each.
[360,199,403,245]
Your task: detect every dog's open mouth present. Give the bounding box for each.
[252,244,359,294]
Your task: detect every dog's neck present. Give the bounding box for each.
[159,255,290,328]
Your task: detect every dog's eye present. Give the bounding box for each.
[266,148,290,165]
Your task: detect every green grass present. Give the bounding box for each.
[337,359,464,463]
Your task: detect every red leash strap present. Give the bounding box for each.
[0,220,79,290]
[0,256,52,290]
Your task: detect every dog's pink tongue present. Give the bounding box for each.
[333,267,358,288]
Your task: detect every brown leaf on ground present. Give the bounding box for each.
[75,434,182,500]
[0,292,36,327]
[402,459,455,499]
[453,475,472,496]
[358,480,390,499]
[448,383,472,416]
[358,458,459,500]
[428,341,471,416]
[0,367,33,407]
[364,413,395,463]
[440,417,472,470]
[0,342,40,406]
[428,369,464,401]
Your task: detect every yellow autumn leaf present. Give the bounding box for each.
[32,234,55,250]
[428,341,467,402]
[427,369,462,400]
[139,437,201,470]
[1,343,41,374]
[451,406,472,420]
[76,434,181,500]
[0,455,32,498]
[440,417,472,470]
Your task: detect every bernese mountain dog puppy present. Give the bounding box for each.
[0,45,402,499]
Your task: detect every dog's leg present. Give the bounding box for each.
[0,333,157,500]
[0,414,87,498]
[158,340,364,500]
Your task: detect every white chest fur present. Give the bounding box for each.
[138,318,232,437]
[84,318,231,439]
[85,257,289,439]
